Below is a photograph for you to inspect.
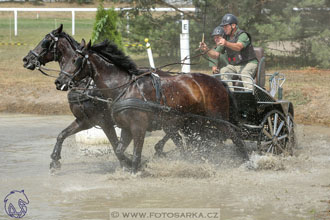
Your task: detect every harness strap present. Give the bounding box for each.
[30,50,40,58]
[151,72,163,104]
[50,32,59,61]
[112,98,172,115]
[111,98,240,131]
[37,67,58,78]
[135,78,147,102]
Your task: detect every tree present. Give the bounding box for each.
[117,0,330,68]
[91,2,123,50]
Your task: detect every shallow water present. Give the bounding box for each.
[1,114,330,220]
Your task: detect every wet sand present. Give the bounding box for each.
[1,114,330,220]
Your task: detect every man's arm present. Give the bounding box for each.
[199,42,220,59]
[209,56,219,74]
[219,38,244,51]
[218,32,250,51]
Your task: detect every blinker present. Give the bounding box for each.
[75,57,83,67]
[41,39,51,49]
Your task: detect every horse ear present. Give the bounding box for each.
[80,39,86,48]
[56,24,63,33]
[86,40,92,50]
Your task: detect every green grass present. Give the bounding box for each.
[0,17,94,44]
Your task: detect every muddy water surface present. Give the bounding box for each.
[1,114,330,220]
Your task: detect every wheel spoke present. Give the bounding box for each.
[273,113,278,135]
[275,143,287,154]
[277,134,288,140]
[263,128,273,139]
[267,144,273,153]
[275,121,285,136]
[260,140,272,147]
[268,117,273,135]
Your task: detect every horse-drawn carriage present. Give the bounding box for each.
[23,25,296,173]
[213,48,296,155]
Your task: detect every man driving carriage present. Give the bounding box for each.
[200,14,258,88]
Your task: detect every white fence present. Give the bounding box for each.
[0,7,196,36]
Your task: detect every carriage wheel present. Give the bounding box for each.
[286,113,296,155]
[258,110,294,155]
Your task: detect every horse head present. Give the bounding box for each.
[23,24,63,70]
[55,39,92,91]
[23,24,78,70]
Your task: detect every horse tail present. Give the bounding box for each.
[221,81,239,126]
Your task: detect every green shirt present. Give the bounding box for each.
[216,28,258,65]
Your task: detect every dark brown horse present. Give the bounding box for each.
[22,25,183,170]
[22,25,120,170]
[56,39,249,173]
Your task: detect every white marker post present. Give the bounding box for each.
[180,19,190,73]
[145,38,155,69]
[75,127,121,145]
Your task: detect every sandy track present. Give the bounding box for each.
[1,114,329,219]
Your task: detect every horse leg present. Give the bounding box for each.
[131,126,147,174]
[169,131,185,156]
[50,119,92,170]
[154,131,184,157]
[154,133,171,157]
[115,128,133,169]
[99,123,119,153]
[225,125,249,160]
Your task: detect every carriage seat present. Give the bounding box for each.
[254,47,265,88]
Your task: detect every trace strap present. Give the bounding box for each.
[37,66,59,78]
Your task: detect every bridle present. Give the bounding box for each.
[29,31,59,67]
[26,31,62,78]
[29,30,81,79]
[60,48,93,87]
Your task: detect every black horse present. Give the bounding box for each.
[22,25,121,170]
[56,39,249,173]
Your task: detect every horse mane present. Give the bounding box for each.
[58,31,80,49]
[90,40,139,75]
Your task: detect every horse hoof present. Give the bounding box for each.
[120,160,132,170]
[154,151,166,158]
[50,154,61,161]
[240,152,250,161]
[50,160,61,170]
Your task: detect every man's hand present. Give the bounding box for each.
[199,42,220,59]
[199,42,209,52]
[218,38,227,46]
[212,66,219,74]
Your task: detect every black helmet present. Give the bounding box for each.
[211,26,225,37]
[220,14,238,26]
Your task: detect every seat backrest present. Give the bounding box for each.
[254,47,265,88]
[254,47,264,61]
